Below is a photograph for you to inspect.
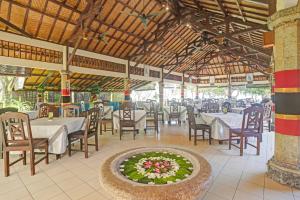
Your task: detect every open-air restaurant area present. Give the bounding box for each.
[0,0,300,199]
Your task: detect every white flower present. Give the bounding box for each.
[132,156,136,158]
[184,174,189,177]
[120,169,124,172]
[124,159,128,162]
[148,182,155,185]
[120,165,124,168]
[167,181,173,184]
[175,179,181,182]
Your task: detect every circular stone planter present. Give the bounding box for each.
[100,147,212,200]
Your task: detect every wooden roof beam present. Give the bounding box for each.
[0,17,32,38]
[215,0,227,16]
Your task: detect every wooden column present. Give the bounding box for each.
[228,74,232,99]
[61,46,71,107]
[124,59,131,101]
[159,67,164,108]
[181,72,185,103]
[267,4,300,188]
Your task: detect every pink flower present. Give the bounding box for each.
[154,162,160,167]
[154,168,160,173]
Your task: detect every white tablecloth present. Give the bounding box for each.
[24,111,39,120]
[200,113,243,140]
[30,117,85,154]
[113,110,146,131]
[163,106,187,122]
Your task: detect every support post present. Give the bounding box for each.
[181,72,185,103]
[267,4,300,188]
[228,74,232,100]
[124,59,131,101]
[159,67,164,108]
[61,46,71,112]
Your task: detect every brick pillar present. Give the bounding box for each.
[267,4,300,188]
[61,70,71,106]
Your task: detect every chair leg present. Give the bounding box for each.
[84,137,88,158]
[104,123,107,132]
[268,121,271,132]
[244,137,248,149]
[30,151,35,176]
[68,137,72,157]
[194,129,197,145]
[45,142,49,164]
[229,132,232,150]
[23,151,26,165]
[189,127,191,141]
[80,139,83,151]
[202,130,205,140]
[208,129,212,145]
[239,136,244,156]
[4,151,9,177]
[95,133,99,151]
[120,130,122,140]
[257,136,260,155]
[99,121,102,135]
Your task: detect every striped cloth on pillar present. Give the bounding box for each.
[274,69,300,136]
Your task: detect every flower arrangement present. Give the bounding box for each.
[120,151,193,185]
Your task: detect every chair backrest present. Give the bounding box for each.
[263,101,272,120]
[236,100,246,108]
[38,103,50,118]
[63,105,80,117]
[170,102,180,114]
[84,108,99,136]
[241,105,264,133]
[186,105,196,127]
[0,112,33,149]
[222,102,231,112]
[119,102,135,128]
[94,102,104,109]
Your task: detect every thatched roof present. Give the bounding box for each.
[0,0,272,80]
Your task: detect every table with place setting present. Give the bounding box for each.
[199,112,243,140]
[113,110,147,132]
[29,117,85,154]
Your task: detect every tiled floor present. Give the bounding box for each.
[0,123,298,200]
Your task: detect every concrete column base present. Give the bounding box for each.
[267,157,300,188]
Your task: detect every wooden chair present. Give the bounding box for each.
[263,101,272,132]
[222,102,232,113]
[95,102,114,135]
[0,112,49,176]
[119,102,138,140]
[68,108,99,158]
[38,103,50,118]
[229,105,264,156]
[168,102,181,125]
[145,103,159,134]
[62,105,80,117]
[187,106,212,145]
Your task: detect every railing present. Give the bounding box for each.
[0,40,63,64]
[71,55,126,73]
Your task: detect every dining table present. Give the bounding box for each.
[30,117,85,154]
[113,110,147,132]
[24,110,39,120]
[199,112,243,140]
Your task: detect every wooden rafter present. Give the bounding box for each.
[0,17,32,38]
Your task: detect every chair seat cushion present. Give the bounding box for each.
[195,124,211,130]
[230,128,260,136]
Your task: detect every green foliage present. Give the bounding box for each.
[120,152,193,185]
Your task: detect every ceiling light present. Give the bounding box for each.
[186,23,192,28]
